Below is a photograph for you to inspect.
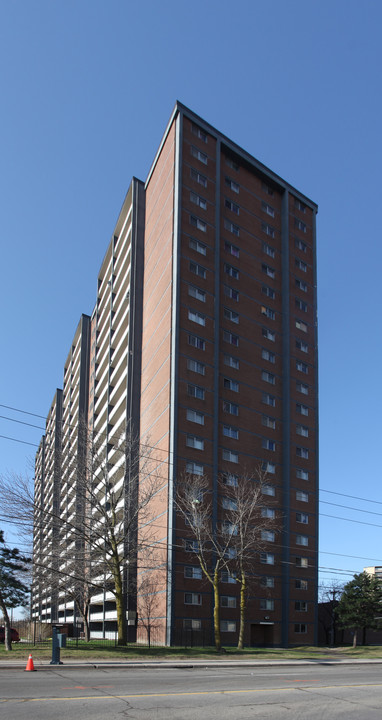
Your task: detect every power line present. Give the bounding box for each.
[0,415,45,431]
[0,434,39,448]
[0,403,46,420]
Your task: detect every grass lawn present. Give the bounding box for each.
[2,642,382,661]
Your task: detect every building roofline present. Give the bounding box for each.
[145,100,318,211]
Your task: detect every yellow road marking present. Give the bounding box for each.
[2,683,382,703]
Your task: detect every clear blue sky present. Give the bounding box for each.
[1,0,381,590]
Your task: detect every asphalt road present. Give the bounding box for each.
[1,664,382,719]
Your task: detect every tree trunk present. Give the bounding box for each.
[0,593,12,652]
[76,602,90,642]
[362,626,366,646]
[113,566,126,645]
[237,570,246,650]
[353,630,357,648]
[213,567,221,652]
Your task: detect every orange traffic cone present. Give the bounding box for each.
[25,654,36,671]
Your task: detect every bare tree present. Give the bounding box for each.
[0,427,161,646]
[176,468,276,651]
[223,470,277,650]
[137,572,163,648]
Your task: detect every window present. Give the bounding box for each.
[260,552,274,565]
[262,263,275,278]
[224,354,239,369]
[223,401,239,416]
[296,468,309,480]
[296,340,308,353]
[262,482,275,494]
[226,157,239,171]
[263,242,275,257]
[222,449,238,464]
[222,472,238,487]
[190,191,207,210]
[262,392,275,407]
[296,534,308,546]
[295,199,306,213]
[296,403,309,416]
[188,285,206,303]
[184,538,199,551]
[223,425,239,439]
[295,557,309,568]
[262,349,275,363]
[295,278,307,292]
[295,298,307,312]
[191,145,207,164]
[184,565,202,579]
[184,592,201,605]
[296,360,308,374]
[296,382,309,395]
[261,455,276,472]
[220,620,236,632]
[262,182,274,196]
[188,309,205,326]
[296,490,309,502]
[186,435,204,450]
[295,258,307,272]
[188,383,205,400]
[223,330,239,347]
[295,623,307,633]
[262,328,275,342]
[183,618,201,630]
[224,241,240,257]
[222,520,238,535]
[296,446,309,459]
[189,238,207,255]
[188,334,205,350]
[224,377,239,392]
[295,601,308,611]
[224,219,240,236]
[190,215,207,232]
[262,201,275,218]
[261,530,275,542]
[296,512,308,524]
[261,576,275,588]
[295,238,307,252]
[262,415,276,429]
[187,359,205,375]
[190,261,206,278]
[221,595,237,608]
[261,305,275,320]
[295,218,307,233]
[261,507,275,519]
[224,307,239,324]
[296,424,309,437]
[191,124,207,142]
[260,599,274,610]
[222,496,237,510]
[262,370,275,385]
[225,198,240,215]
[224,263,239,279]
[224,285,239,302]
[225,176,239,193]
[187,409,204,425]
[262,285,275,299]
[186,462,204,477]
[296,579,308,590]
[262,222,275,238]
[221,570,237,583]
[295,319,308,332]
[190,168,207,187]
[262,438,275,452]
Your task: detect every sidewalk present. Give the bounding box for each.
[1,657,382,670]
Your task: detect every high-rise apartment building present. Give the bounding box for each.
[32,102,318,646]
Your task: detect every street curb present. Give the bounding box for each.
[1,658,382,670]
